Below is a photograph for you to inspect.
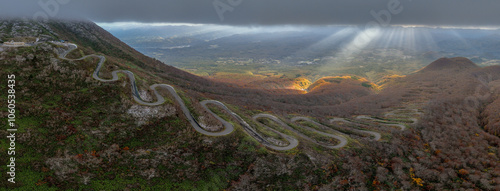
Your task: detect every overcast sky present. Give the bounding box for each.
[1,0,499,26]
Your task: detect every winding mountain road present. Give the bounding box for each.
[56,42,414,151]
[200,100,299,150]
[59,43,231,136]
[57,43,301,150]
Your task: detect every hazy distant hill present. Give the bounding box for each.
[419,57,479,73]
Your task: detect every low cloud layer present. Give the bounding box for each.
[1,0,499,26]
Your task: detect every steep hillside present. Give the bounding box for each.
[481,68,500,136]
[0,19,499,190]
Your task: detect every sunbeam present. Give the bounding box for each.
[289,27,356,59]
[381,27,398,49]
[340,27,382,57]
[420,29,439,51]
[449,29,472,50]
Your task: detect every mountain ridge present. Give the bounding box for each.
[419,57,479,73]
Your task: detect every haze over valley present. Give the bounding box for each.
[101,23,500,88]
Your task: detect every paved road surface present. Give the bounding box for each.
[290,117,348,149]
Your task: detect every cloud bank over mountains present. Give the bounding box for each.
[1,0,499,27]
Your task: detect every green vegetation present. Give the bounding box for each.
[177,90,199,119]
[324,77,343,83]
[254,117,290,142]
[289,123,339,145]
[297,120,330,133]
[361,82,372,88]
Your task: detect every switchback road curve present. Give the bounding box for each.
[57,43,302,150]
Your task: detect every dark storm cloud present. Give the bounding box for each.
[1,0,499,26]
